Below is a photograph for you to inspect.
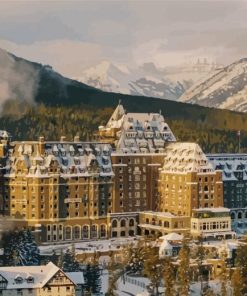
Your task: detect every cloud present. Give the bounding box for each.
[0,48,39,107]
[0,39,105,76]
[0,1,247,75]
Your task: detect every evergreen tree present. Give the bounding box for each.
[163,257,175,296]
[124,239,147,275]
[83,254,102,295]
[62,245,80,272]
[235,240,247,294]
[24,230,40,265]
[177,237,191,296]
[231,267,242,296]
[2,230,40,266]
[57,249,64,269]
[195,235,207,295]
[106,254,118,296]
[2,230,17,266]
[219,250,228,296]
[143,246,163,296]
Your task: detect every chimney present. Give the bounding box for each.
[38,136,45,155]
[60,136,66,142]
[74,135,80,142]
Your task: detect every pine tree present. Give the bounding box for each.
[2,230,17,266]
[195,235,207,295]
[106,254,118,296]
[235,240,247,294]
[177,237,191,296]
[231,267,242,296]
[124,239,148,275]
[143,246,163,296]
[2,230,40,266]
[163,257,175,296]
[219,250,228,296]
[24,230,40,265]
[83,254,102,295]
[62,245,80,272]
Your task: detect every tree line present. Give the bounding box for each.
[1,103,247,153]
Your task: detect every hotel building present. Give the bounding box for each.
[158,143,223,216]
[0,105,226,243]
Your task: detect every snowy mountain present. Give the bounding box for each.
[180,58,247,112]
[74,60,216,101]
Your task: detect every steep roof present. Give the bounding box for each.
[0,262,74,290]
[162,142,212,173]
[5,142,114,178]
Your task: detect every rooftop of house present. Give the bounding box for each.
[0,262,77,290]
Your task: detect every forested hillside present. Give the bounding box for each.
[1,103,247,153]
[1,48,247,153]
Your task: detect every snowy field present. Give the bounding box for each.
[39,237,140,256]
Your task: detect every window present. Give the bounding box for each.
[65,226,72,240]
[91,225,98,239]
[120,219,126,227]
[82,225,89,239]
[73,226,80,239]
[129,219,134,227]
[112,220,118,228]
[100,224,106,238]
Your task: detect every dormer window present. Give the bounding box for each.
[26,275,34,283]
[15,275,23,284]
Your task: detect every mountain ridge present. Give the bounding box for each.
[180,58,247,112]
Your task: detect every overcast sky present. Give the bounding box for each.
[0,0,247,76]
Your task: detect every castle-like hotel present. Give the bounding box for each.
[0,105,244,243]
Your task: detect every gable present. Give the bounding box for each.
[45,270,75,287]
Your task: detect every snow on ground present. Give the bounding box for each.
[39,237,140,255]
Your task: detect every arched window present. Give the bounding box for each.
[152,218,156,225]
[159,220,162,226]
[82,225,89,239]
[231,212,236,220]
[146,218,149,224]
[100,224,106,238]
[245,212,247,219]
[164,221,170,228]
[73,226,80,240]
[65,226,72,240]
[238,212,243,219]
[91,225,98,239]
[129,219,134,227]
[120,219,126,227]
[112,220,118,228]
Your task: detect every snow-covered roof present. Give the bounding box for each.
[207,154,247,181]
[161,142,213,173]
[159,239,173,250]
[0,262,74,290]
[66,272,84,285]
[101,104,176,153]
[4,142,114,178]
[159,232,183,241]
[193,207,230,213]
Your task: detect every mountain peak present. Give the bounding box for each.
[180,57,247,112]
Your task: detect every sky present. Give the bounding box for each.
[0,0,247,77]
